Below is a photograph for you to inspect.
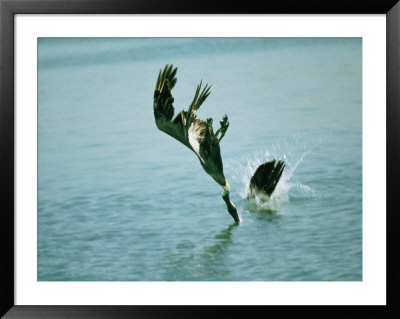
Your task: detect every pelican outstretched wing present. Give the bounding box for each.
[153,64,187,146]
[153,65,220,155]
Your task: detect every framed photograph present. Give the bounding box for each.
[1,0,399,318]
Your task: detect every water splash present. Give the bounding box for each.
[227,147,318,213]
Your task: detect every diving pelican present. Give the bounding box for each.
[153,64,240,223]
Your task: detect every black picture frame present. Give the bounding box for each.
[1,0,399,318]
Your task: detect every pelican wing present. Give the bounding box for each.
[188,119,207,162]
[153,64,187,146]
[185,81,211,130]
[153,64,213,153]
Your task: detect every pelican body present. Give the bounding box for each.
[153,64,240,223]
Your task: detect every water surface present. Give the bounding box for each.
[38,38,362,281]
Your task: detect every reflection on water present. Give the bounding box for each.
[163,223,236,281]
[248,208,283,224]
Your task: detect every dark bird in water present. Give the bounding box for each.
[248,160,286,199]
[153,64,240,223]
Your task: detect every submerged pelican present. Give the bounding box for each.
[153,64,240,223]
[248,160,286,199]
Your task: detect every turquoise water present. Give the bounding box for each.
[38,38,362,281]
